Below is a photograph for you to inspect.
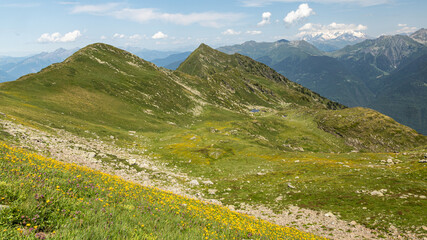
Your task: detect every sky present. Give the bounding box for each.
[1,0,426,56]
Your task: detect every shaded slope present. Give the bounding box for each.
[371,53,427,134]
[272,55,373,106]
[331,35,427,90]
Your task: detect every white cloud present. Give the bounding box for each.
[297,22,367,40]
[113,33,125,39]
[222,29,241,35]
[257,12,271,26]
[396,24,417,34]
[129,34,142,40]
[152,31,168,39]
[100,35,107,40]
[284,3,314,24]
[71,3,120,14]
[38,30,82,43]
[247,30,262,35]
[71,4,243,27]
[241,0,389,7]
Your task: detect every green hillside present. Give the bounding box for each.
[0,142,321,239]
[0,43,426,239]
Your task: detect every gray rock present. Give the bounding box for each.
[350,221,357,226]
[419,159,427,163]
[325,212,335,217]
[87,152,96,158]
[370,190,384,197]
[287,182,296,189]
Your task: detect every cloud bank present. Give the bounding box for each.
[71,3,243,28]
[396,24,417,34]
[38,30,82,43]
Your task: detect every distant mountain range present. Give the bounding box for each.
[123,47,180,61]
[0,48,79,82]
[1,29,425,134]
[302,32,368,52]
[151,51,192,70]
[218,28,427,134]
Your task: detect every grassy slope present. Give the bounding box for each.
[0,142,323,239]
[0,43,426,237]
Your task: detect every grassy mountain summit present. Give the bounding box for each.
[178,43,343,110]
[0,43,426,239]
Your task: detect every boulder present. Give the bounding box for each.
[370,190,384,197]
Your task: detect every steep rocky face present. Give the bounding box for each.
[333,35,427,76]
[410,28,427,45]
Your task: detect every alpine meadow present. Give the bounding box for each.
[1,1,427,239]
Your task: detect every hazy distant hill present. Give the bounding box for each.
[331,34,427,90]
[0,69,13,83]
[124,47,179,61]
[371,53,427,134]
[151,51,191,70]
[410,28,427,45]
[2,48,78,80]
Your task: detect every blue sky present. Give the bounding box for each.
[1,0,426,56]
